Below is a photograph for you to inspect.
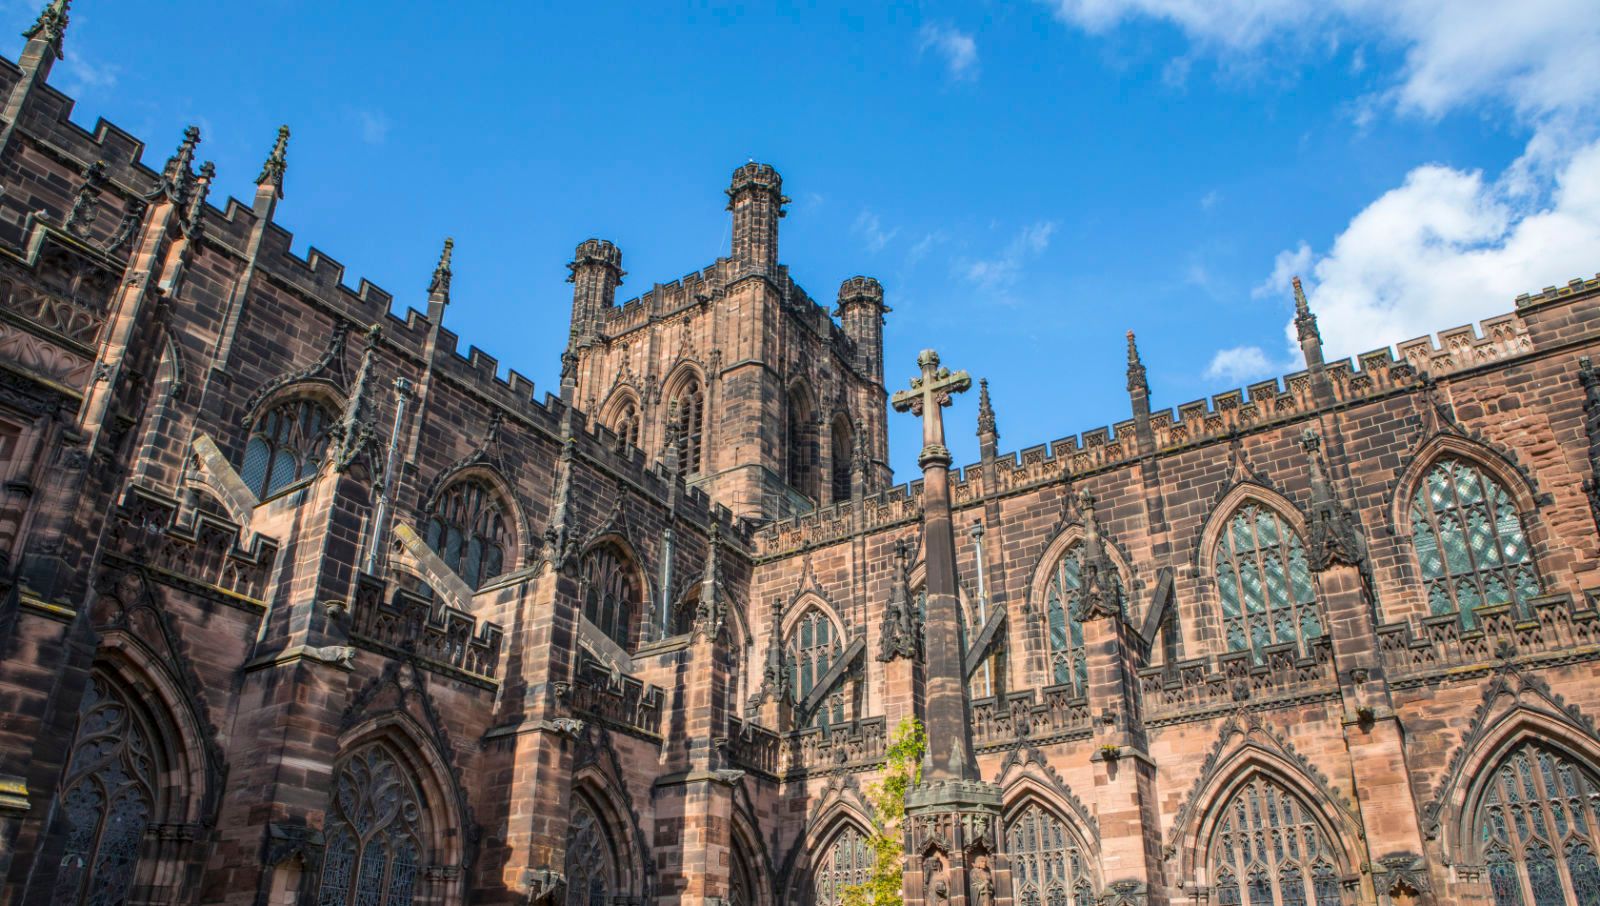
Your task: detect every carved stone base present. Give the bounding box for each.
[903,780,1011,906]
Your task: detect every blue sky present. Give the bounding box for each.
[29,1,1600,480]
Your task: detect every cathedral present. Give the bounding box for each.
[6,5,1600,906]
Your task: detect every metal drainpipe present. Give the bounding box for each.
[365,377,413,575]
[658,526,674,640]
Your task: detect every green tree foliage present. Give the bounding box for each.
[841,718,926,906]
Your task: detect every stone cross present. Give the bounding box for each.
[891,349,972,469]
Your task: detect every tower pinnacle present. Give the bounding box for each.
[22,0,68,61]
[256,125,289,198]
[1292,276,1325,369]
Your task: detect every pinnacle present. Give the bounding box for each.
[429,237,454,296]
[22,0,69,61]
[256,125,290,195]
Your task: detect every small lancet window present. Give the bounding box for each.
[669,377,706,474]
[1213,503,1322,657]
[613,400,641,450]
[240,398,335,498]
[424,480,510,590]
[1409,456,1540,626]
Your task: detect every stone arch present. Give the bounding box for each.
[662,361,708,474]
[567,766,647,904]
[579,534,651,652]
[599,384,643,450]
[729,797,775,906]
[1389,434,1546,625]
[788,810,876,906]
[332,712,470,898]
[237,382,344,499]
[786,379,821,501]
[829,412,855,503]
[1001,786,1100,906]
[1022,526,1133,691]
[1195,483,1327,658]
[782,592,853,727]
[420,464,525,583]
[1441,704,1600,869]
[1175,745,1362,891]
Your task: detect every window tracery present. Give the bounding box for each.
[788,607,846,728]
[813,826,872,906]
[424,480,510,590]
[1213,504,1322,656]
[1409,457,1540,626]
[668,375,706,475]
[582,543,640,650]
[564,801,618,906]
[1208,775,1342,906]
[314,744,427,906]
[50,674,159,906]
[1006,802,1095,906]
[240,397,335,498]
[1043,543,1116,693]
[1475,741,1600,906]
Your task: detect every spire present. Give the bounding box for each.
[1299,428,1362,570]
[1293,276,1325,369]
[1076,490,1122,620]
[1125,330,1148,397]
[255,125,289,198]
[976,377,999,461]
[429,237,454,296]
[22,0,69,61]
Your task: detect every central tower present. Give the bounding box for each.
[564,163,892,522]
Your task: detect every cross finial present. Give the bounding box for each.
[892,348,971,470]
[256,125,290,196]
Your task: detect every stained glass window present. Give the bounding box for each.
[669,376,706,475]
[313,745,426,906]
[1213,504,1322,657]
[564,802,618,906]
[1043,543,1119,693]
[1410,457,1540,626]
[1475,741,1600,906]
[49,675,159,906]
[581,544,639,650]
[788,608,847,728]
[1208,775,1343,906]
[813,827,872,906]
[424,481,510,590]
[1007,803,1095,906]
[240,398,335,498]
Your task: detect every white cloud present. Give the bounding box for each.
[1205,345,1275,383]
[57,54,120,95]
[1041,0,1600,123]
[919,23,980,81]
[1266,137,1600,360]
[1200,189,1222,210]
[357,110,390,145]
[852,209,900,253]
[962,221,1057,292]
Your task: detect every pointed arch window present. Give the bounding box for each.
[813,826,873,906]
[1213,503,1322,657]
[1209,775,1343,906]
[49,674,160,906]
[830,416,854,503]
[314,744,427,906]
[424,480,510,590]
[582,543,640,650]
[240,397,335,498]
[1043,543,1120,693]
[1007,802,1096,906]
[1409,457,1540,626]
[786,386,819,501]
[611,398,641,450]
[565,800,620,906]
[669,376,706,475]
[1475,741,1600,906]
[787,607,846,728]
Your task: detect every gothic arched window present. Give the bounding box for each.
[1409,457,1540,627]
[1213,503,1322,657]
[830,416,854,503]
[49,674,160,906]
[1208,775,1343,906]
[424,480,510,590]
[582,543,640,650]
[565,800,620,906]
[1475,741,1600,906]
[1044,544,1113,693]
[240,397,335,498]
[788,607,846,728]
[787,385,819,502]
[1007,802,1095,906]
[668,375,706,475]
[315,744,427,906]
[813,826,872,906]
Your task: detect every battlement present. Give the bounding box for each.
[1515,273,1600,309]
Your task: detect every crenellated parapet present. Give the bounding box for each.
[1136,637,1339,727]
[347,574,505,687]
[1376,593,1600,687]
[100,487,278,608]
